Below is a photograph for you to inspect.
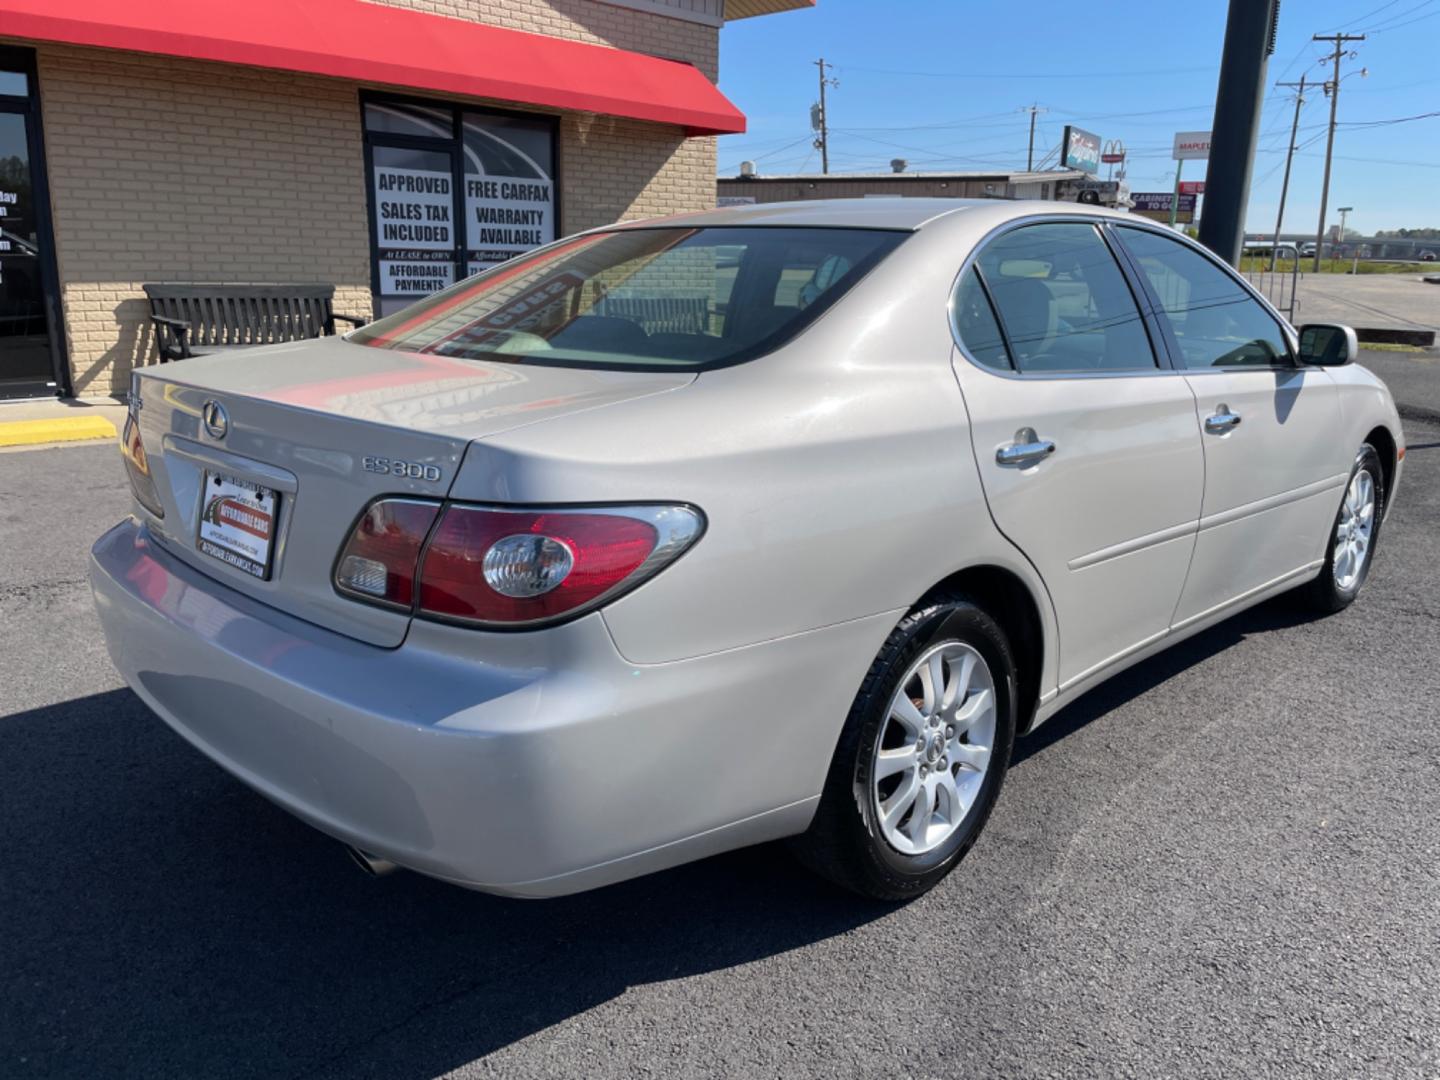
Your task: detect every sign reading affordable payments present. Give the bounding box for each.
[1173,131,1212,160]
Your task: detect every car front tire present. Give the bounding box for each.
[1302,442,1385,614]
[794,596,1016,901]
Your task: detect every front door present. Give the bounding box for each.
[951,220,1205,692]
[1111,226,1346,626]
[0,48,64,399]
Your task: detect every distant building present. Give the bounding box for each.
[718,169,1093,206]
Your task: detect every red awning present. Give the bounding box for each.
[0,0,746,135]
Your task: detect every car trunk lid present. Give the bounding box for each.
[130,336,693,647]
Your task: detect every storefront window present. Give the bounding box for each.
[1,47,62,399]
[363,96,557,317]
[461,111,555,276]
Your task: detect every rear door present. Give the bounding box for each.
[951,219,1204,691]
[1111,226,1346,625]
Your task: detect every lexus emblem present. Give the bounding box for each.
[202,400,229,440]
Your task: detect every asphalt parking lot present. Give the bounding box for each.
[3,361,1438,1079]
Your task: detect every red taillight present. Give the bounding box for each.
[333,499,441,609]
[120,412,165,519]
[335,501,704,627]
[419,508,658,625]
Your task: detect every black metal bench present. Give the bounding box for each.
[143,283,368,362]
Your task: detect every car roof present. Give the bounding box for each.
[608,198,1141,233]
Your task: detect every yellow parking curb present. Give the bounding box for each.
[0,415,118,447]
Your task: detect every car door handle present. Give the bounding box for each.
[996,428,1057,466]
[1204,407,1242,435]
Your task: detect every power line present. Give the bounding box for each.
[1333,0,1407,29]
[1270,38,1318,84]
[1365,7,1440,31]
[1338,110,1440,127]
[1359,0,1438,31]
[721,133,814,166]
[833,63,1215,80]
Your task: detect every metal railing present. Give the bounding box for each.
[1242,243,1302,322]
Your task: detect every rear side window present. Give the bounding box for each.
[974,222,1157,374]
[1116,226,1292,369]
[348,226,906,370]
[953,268,1012,371]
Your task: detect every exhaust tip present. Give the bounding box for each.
[345,844,399,878]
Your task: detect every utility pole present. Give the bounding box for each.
[1169,163,1185,229]
[1312,32,1365,272]
[1337,206,1358,272]
[813,58,838,175]
[1270,74,1307,271]
[1022,103,1047,172]
[1197,0,1280,266]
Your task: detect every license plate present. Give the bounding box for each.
[197,472,280,579]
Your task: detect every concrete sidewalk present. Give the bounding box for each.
[0,396,126,452]
[1294,274,1439,333]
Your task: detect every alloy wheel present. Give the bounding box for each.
[1333,468,1376,591]
[871,641,996,856]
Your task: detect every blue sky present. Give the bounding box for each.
[716,0,1440,235]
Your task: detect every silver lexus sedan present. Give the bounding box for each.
[91,199,1404,900]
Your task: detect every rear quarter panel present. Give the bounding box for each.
[448,217,1059,677]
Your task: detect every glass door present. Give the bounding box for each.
[0,48,64,399]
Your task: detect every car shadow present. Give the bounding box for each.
[1012,593,1313,768]
[1,687,889,1079]
[4,594,1313,1078]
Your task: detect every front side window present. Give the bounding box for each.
[1116,227,1292,369]
[974,222,1156,373]
[349,227,905,370]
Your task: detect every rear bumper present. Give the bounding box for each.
[90,519,896,896]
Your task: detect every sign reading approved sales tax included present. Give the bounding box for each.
[365,102,557,316]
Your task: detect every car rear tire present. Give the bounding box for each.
[1301,442,1385,614]
[793,596,1016,901]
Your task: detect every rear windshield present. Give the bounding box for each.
[348,226,906,370]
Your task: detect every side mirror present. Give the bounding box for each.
[1297,323,1358,366]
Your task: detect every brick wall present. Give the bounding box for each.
[33,6,720,397]
[36,45,374,397]
[373,0,719,78]
[562,114,715,228]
